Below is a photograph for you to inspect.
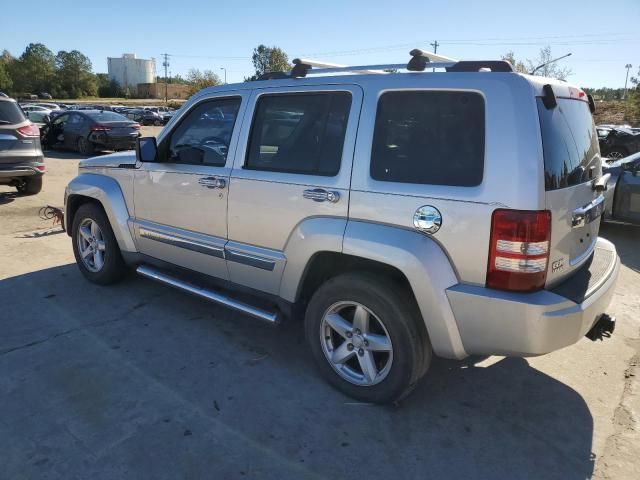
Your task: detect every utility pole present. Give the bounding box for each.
[430,40,439,72]
[623,64,632,100]
[220,67,227,84]
[161,53,170,103]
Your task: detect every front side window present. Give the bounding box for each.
[245,92,352,176]
[371,91,485,186]
[167,97,241,166]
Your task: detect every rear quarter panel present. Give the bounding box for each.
[349,74,544,286]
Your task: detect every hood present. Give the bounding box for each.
[79,150,137,169]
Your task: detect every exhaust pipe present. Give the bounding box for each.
[136,265,280,324]
[585,314,616,341]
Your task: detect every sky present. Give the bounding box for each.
[1,0,639,87]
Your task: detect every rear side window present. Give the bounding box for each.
[537,98,599,191]
[245,92,352,176]
[371,91,485,186]
[0,101,26,124]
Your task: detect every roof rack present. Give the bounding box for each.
[284,49,513,78]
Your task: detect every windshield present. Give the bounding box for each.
[85,111,129,122]
[537,98,599,191]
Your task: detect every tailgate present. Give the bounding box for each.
[537,96,603,286]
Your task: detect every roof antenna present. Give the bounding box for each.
[530,53,572,75]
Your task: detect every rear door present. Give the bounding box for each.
[538,95,604,285]
[226,85,361,294]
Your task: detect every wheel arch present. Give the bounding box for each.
[285,219,467,360]
[65,173,136,253]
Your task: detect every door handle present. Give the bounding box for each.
[198,176,226,189]
[303,188,340,203]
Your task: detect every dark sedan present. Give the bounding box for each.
[599,128,640,160]
[603,152,640,225]
[42,110,141,155]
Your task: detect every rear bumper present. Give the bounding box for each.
[446,237,620,356]
[0,163,45,182]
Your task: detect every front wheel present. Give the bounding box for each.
[305,272,431,404]
[71,203,127,284]
[77,137,95,155]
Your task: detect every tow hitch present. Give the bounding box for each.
[586,314,616,341]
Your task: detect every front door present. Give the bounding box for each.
[226,85,362,294]
[132,93,247,280]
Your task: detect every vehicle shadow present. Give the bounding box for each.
[600,222,640,273]
[1,264,594,480]
[0,191,17,205]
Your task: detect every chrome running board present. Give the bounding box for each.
[136,264,280,324]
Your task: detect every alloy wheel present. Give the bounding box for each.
[77,218,106,272]
[319,301,393,386]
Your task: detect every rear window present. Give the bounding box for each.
[0,101,26,124]
[537,98,599,191]
[370,91,485,186]
[85,111,129,122]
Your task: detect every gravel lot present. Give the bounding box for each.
[1,127,639,479]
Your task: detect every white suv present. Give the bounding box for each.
[63,51,619,403]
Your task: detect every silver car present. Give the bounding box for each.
[63,52,620,403]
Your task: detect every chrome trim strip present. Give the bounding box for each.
[139,227,225,259]
[136,265,279,323]
[572,195,605,228]
[225,248,276,271]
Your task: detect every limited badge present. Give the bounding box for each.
[551,258,565,273]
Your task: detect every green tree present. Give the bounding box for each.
[246,45,290,81]
[55,50,97,98]
[501,51,527,73]
[96,73,123,97]
[186,69,222,96]
[10,43,56,94]
[526,46,572,81]
[627,67,640,124]
[0,50,14,93]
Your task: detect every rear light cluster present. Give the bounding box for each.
[132,123,141,130]
[90,124,111,132]
[486,209,552,292]
[16,123,40,137]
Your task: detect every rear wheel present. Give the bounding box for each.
[305,272,431,404]
[77,137,95,155]
[72,203,127,284]
[16,176,43,195]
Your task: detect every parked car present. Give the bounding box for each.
[34,103,62,111]
[602,151,640,225]
[38,92,53,99]
[42,110,141,155]
[63,54,619,404]
[599,127,640,159]
[0,96,44,194]
[0,91,8,98]
[123,108,163,126]
[20,105,53,124]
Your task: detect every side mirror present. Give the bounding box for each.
[136,136,158,162]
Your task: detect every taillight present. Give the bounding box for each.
[91,124,111,132]
[486,209,552,292]
[16,123,40,137]
[132,123,141,130]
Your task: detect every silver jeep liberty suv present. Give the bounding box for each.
[64,51,619,404]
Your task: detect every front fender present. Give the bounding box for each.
[65,173,137,253]
[343,221,467,360]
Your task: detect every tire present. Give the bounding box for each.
[77,137,95,156]
[305,272,431,404]
[71,203,127,285]
[16,176,43,195]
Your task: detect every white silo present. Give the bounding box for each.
[107,54,156,91]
